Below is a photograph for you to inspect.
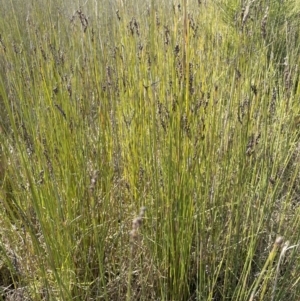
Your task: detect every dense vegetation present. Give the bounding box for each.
[0,0,300,300]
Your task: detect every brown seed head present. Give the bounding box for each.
[132,217,143,230]
[139,206,146,217]
[130,229,138,240]
[275,236,284,247]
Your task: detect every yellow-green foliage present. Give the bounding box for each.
[0,0,299,300]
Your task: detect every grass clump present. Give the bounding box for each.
[0,0,300,300]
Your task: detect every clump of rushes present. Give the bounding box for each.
[0,0,300,300]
